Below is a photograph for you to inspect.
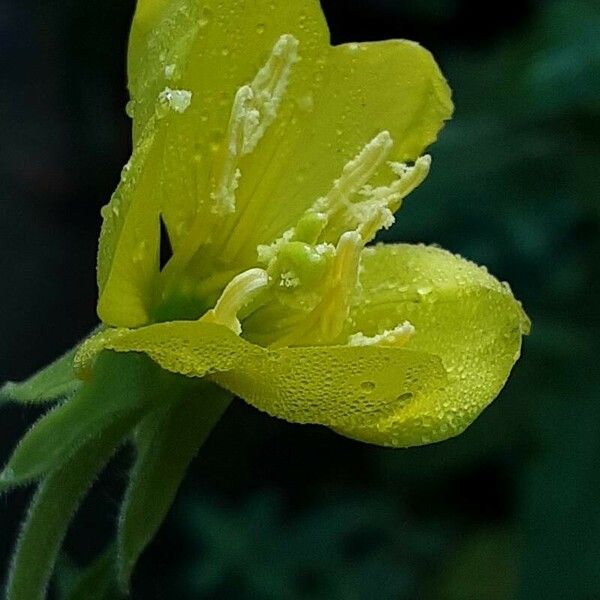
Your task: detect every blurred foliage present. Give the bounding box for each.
[0,0,598,599]
[179,491,448,599]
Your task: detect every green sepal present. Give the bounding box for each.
[5,412,138,600]
[0,327,102,405]
[1,346,79,405]
[62,546,124,600]
[118,382,231,591]
[0,352,158,491]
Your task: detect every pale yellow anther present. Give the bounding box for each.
[200,268,269,335]
[261,131,394,257]
[321,153,432,244]
[243,33,299,153]
[362,154,431,211]
[315,131,393,214]
[211,34,299,214]
[211,85,252,214]
[348,321,416,348]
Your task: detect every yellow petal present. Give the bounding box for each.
[213,344,446,429]
[335,243,530,447]
[76,321,448,430]
[96,115,164,327]
[99,1,452,328]
[127,0,329,144]
[127,0,329,248]
[75,322,246,379]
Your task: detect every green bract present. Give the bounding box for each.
[1,0,529,597]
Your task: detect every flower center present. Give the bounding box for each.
[152,35,430,348]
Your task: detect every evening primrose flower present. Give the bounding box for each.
[0,0,529,597]
[78,0,529,448]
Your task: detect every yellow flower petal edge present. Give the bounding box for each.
[75,322,448,431]
[97,0,453,328]
[333,243,530,446]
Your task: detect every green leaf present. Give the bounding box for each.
[2,346,78,405]
[118,382,231,590]
[1,327,102,405]
[5,412,138,600]
[0,352,158,491]
[62,546,124,600]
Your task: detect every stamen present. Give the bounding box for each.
[243,34,299,153]
[362,154,431,215]
[200,268,269,335]
[211,86,252,214]
[348,322,416,348]
[211,34,299,214]
[315,131,393,214]
[322,153,432,244]
[259,132,394,263]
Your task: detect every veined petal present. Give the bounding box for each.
[127,0,329,143]
[336,243,530,447]
[213,344,446,428]
[76,321,448,431]
[127,0,329,245]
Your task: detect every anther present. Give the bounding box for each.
[348,322,416,348]
[211,34,299,214]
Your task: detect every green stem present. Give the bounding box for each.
[118,382,231,590]
[6,412,139,600]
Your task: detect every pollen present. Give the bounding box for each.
[211,34,299,214]
[348,321,416,348]
[314,131,393,215]
[157,87,192,114]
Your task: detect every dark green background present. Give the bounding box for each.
[1,0,599,598]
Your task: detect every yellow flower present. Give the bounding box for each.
[0,3,532,597]
[77,0,530,448]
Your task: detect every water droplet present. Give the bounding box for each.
[361,381,376,393]
[120,162,131,182]
[133,240,147,263]
[396,392,413,404]
[256,23,266,34]
[296,94,314,112]
[209,129,224,152]
[164,63,176,79]
[199,6,213,27]
[125,99,136,118]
